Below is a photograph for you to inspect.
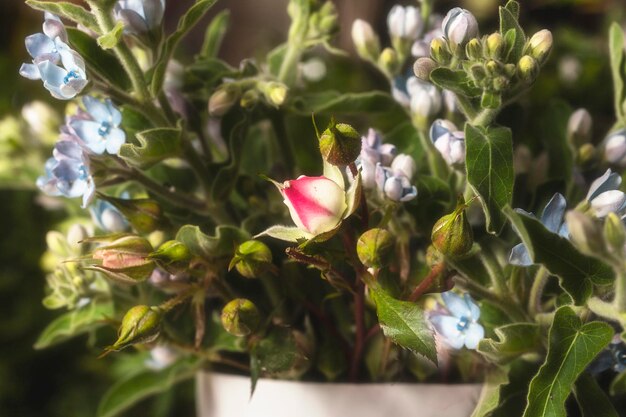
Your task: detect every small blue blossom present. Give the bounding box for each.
[509,193,569,266]
[429,119,465,166]
[69,96,126,155]
[90,198,129,233]
[585,169,626,218]
[352,128,397,189]
[375,163,417,202]
[19,14,87,100]
[37,140,95,208]
[429,291,484,350]
[114,0,165,34]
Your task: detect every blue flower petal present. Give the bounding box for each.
[25,33,56,59]
[441,291,469,318]
[509,242,533,266]
[587,169,622,201]
[464,322,484,349]
[540,192,566,233]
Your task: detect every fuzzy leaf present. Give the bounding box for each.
[573,373,619,417]
[97,357,201,417]
[504,207,613,305]
[522,306,613,417]
[471,368,510,417]
[499,1,526,61]
[465,124,514,235]
[609,23,626,125]
[478,323,541,364]
[430,68,481,98]
[255,225,312,243]
[176,225,249,259]
[119,128,182,169]
[370,286,437,363]
[26,0,99,34]
[199,9,230,58]
[34,301,113,349]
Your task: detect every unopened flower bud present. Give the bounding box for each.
[378,47,400,76]
[149,240,191,274]
[413,57,437,81]
[565,211,605,256]
[527,29,553,64]
[261,82,288,107]
[319,118,361,166]
[431,197,473,258]
[604,129,626,167]
[430,37,451,65]
[465,38,482,60]
[578,143,597,168]
[209,85,239,117]
[390,153,417,179]
[590,190,626,218]
[240,89,260,109]
[109,305,162,351]
[517,55,539,83]
[486,33,504,59]
[229,240,273,279]
[567,108,592,147]
[409,78,442,118]
[221,298,261,336]
[67,224,89,249]
[356,228,394,268]
[351,19,380,61]
[604,212,626,252]
[387,5,423,40]
[442,7,479,47]
[92,235,155,284]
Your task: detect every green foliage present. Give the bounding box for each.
[175,225,249,260]
[499,1,525,62]
[25,0,99,33]
[465,124,514,235]
[97,21,125,50]
[199,10,230,59]
[609,23,626,126]
[119,127,183,169]
[430,68,481,97]
[522,306,613,417]
[573,373,619,417]
[478,323,541,364]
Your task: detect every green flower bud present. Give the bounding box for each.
[517,55,539,83]
[465,38,482,60]
[565,211,606,257]
[378,47,400,76]
[431,197,473,258]
[485,60,499,76]
[91,235,155,284]
[413,57,437,81]
[109,305,162,351]
[221,298,261,337]
[229,240,273,279]
[318,117,361,166]
[261,82,288,107]
[430,37,451,65]
[240,89,260,109]
[426,244,444,267]
[486,33,504,60]
[149,240,191,274]
[469,64,487,84]
[527,29,553,64]
[356,228,394,268]
[604,212,625,253]
[209,85,239,116]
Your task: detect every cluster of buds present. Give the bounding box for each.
[209,79,289,116]
[352,128,417,202]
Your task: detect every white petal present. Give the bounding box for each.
[463,323,484,349]
[441,291,469,318]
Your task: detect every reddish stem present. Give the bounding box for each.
[349,278,365,382]
[408,263,445,302]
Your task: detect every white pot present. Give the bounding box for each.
[196,372,482,417]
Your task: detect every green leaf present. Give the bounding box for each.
[481,91,501,109]
[97,357,201,417]
[175,225,249,260]
[187,57,237,87]
[430,68,482,98]
[471,368,510,417]
[267,44,288,78]
[478,323,541,364]
[573,373,619,417]
[609,23,626,125]
[97,21,125,50]
[522,306,613,417]
[210,118,249,201]
[610,371,626,396]
[499,2,525,61]
[504,0,520,18]
[34,301,113,349]
[66,28,131,90]
[370,286,437,363]
[541,101,574,183]
[199,10,230,58]
[255,225,312,242]
[150,0,218,95]
[251,327,310,378]
[465,124,514,235]
[504,207,613,305]
[25,0,99,34]
[119,127,182,169]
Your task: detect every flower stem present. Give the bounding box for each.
[614,268,626,313]
[479,248,508,297]
[471,108,499,127]
[408,262,445,302]
[529,266,550,315]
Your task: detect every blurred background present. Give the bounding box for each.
[1,0,625,416]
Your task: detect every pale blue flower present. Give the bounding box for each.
[114,0,165,34]
[509,193,569,266]
[37,140,95,208]
[429,291,484,350]
[69,96,126,155]
[375,164,417,202]
[430,119,465,166]
[20,14,87,100]
[90,198,129,233]
[586,169,626,218]
[352,128,397,189]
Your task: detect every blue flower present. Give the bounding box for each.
[19,14,87,100]
[585,169,626,218]
[429,291,484,350]
[429,119,465,166]
[352,128,397,189]
[114,0,165,34]
[374,164,417,202]
[509,192,568,266]
[37,140,95,208]
[90,198,129,232]
[69,96,126,155]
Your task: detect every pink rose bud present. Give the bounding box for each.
[278,176,347,236]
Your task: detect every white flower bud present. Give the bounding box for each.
[352,19,380,61]
[567,108,592,146]
[434,131,466,166]
[387,5,423,40]
[408,78,442,118]
[527,29,553,64]
[391,154,417,179]
[442,7,479,46]
[430,119,458,143]
[590,190,626,218]
[604,129,626,167]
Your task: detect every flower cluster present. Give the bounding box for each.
[19,14,87,100]
[355,128,417,202]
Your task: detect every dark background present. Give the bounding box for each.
[0,0,624,416]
